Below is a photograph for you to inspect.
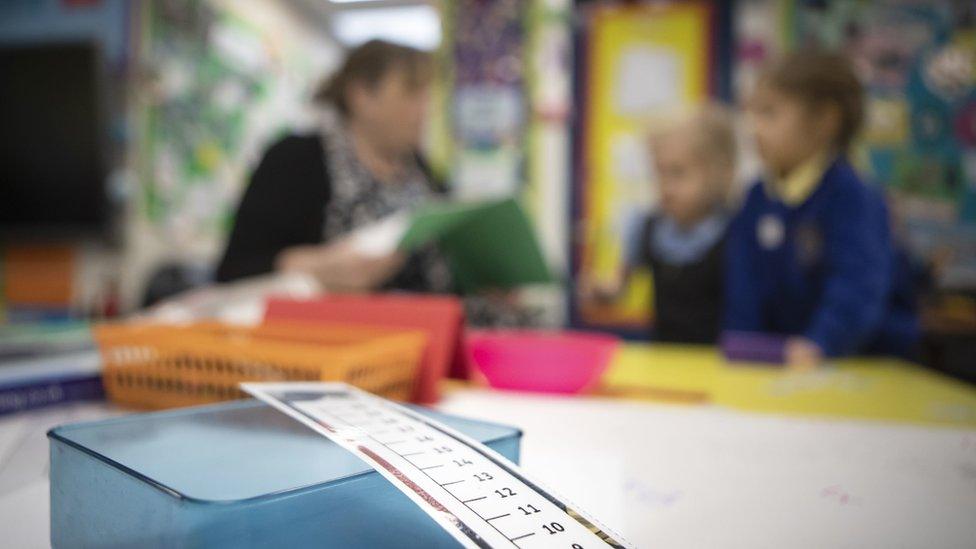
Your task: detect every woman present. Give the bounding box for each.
[216,40,451,294]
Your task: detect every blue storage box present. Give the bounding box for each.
[48,400,521,548]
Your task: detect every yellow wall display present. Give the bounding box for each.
[577,3,713,330]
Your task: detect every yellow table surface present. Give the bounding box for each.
[600,343,976,428]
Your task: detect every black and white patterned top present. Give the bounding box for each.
[318,109,542,327]
[319,108,454,294]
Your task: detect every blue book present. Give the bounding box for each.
[0,351,104,415]
[0,374,104,415]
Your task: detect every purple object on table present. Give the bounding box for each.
[721,331,787,365]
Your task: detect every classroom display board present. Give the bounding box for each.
[439,0,575,280]
[444,0,528,201]
[573,2,714,333]
[816,2,976,289]
[136,0,333,251]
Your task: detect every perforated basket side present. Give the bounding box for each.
[334,331,428,401]
[94,323,428,409]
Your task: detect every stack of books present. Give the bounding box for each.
[0,322,103,415]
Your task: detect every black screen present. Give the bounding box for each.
[0,42,108,236]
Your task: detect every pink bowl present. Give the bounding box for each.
[465,330,620,394]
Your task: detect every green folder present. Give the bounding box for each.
[398,197,553,292]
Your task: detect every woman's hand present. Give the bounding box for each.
[784,337,824,371]
[276,240,405,293]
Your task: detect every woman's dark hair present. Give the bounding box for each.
[759,50,865,151]
[314,39,433,115]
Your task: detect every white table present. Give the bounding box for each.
[0,402,126,549]
[2,390,976,548]
[439,390,976,548]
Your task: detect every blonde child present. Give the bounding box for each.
[584,104,737,343]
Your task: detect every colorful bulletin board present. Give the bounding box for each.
[136,0,331,252]
[762,1,976,290]
[572,2,714,334]
[138,1,265,244]
[443,0,528,201]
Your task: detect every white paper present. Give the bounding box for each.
[346,212,411,258]
[613,47,681,115]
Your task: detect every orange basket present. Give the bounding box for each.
[93,321,427,410]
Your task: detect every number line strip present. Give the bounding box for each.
[242,383,634,549]
[338,407,518,547]
[310,403,501,548]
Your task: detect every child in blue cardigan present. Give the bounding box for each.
[725,50,919,368]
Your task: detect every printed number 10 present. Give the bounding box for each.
[542,522,564,535]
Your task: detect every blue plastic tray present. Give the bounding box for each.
[48,399,521,548]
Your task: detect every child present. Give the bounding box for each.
[725,50,919,368]
[583,104,737,343]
